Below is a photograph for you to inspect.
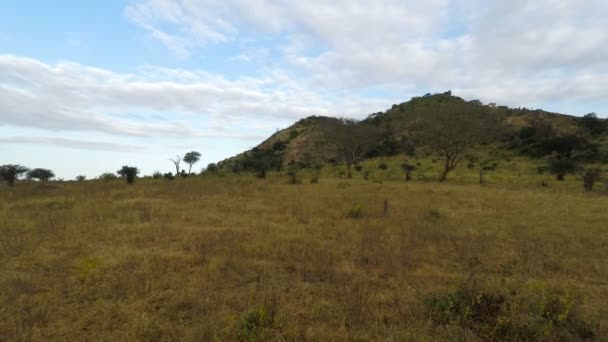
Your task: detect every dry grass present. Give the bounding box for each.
[1,173,607,341]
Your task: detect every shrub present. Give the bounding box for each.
[163,172,175,180]
[286,167,302,184]
[76,175,87,181]
[98,172,118,181]
[582,168,602,192]
[400,163,416,181]
[426,281,595,340]
[378,162,388,170]
[363,170,371,180]
[354,164,363,172]
[344,205,364,219]
[152,171,163,179]
[239,303,277,341]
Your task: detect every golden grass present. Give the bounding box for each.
[1,171,607,340]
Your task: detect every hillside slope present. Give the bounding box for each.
[217,91,605,172]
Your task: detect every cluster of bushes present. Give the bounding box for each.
[426,280,596,340]
[0,165,55,186]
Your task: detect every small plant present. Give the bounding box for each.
[428,209,442,220]
[400,163,416,181]
[582,167,602,191]
[363,170,371,180]
[286,167,302,184]
[344,205,364,219]
[239,305,275,341]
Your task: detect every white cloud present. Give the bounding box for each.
[0,136,144,152]
[126,0,608,112]
[1,55,380,138]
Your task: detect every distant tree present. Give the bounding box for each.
[540,135,591,159]
[400,163,416,181]
[414,103,501,182]
[0,164,29,186]
[205,163,218,174]
[183,151,202,175]
[163,172,175,181]
[117,166,139,184]
[99,172,118,181]
[579,113,605,136]
[152,171,163,179]
[548,158,578,181]
[76,175,87,181]
[169,155,182,175]
[582,167,602,191]
[323,118,380,178]
[26,168,55,182]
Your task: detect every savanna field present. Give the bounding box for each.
[1,159,607,341]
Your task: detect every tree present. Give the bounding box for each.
[582,168,602,192]
[26,168,55,182]
[117,166,140,184]
[414,103,501,182]
[169,155,182,175]
[323,118,380,179]
[205,163,218,174]
[183,151,202,175]
[400,163,416,181]
[99,172,118,181]
[76,175,87,181]
[548,158,577,181]
[579,113,605,136]
[0,164,29,186]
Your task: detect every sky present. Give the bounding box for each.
[1,0,607,179]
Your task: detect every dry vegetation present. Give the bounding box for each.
[1,171,607,341]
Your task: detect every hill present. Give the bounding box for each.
[216,91,607,176]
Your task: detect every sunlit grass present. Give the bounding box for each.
[1,163,607,340]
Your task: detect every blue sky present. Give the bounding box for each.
[1,0,607,179]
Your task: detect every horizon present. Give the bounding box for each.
[2,1,608,179]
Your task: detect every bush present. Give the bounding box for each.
[152,171,163,179]
[426,281,595,340]
[163,172,175,181]
[582,168,602,192]
[286,167,302,184]
[239,306,275,341]
[378,162,388,170]
[98,172,118,181]
[354,164,363,172]
[344,205,364,219]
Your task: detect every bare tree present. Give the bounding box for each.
[323,119,380,178]
[169,155,182,175]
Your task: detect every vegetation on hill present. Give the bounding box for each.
[216,91,607,183]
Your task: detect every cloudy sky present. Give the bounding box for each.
[1,1,607,179]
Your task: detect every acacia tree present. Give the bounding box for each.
[183,151,201,175]
[323,118,380,179]
[117,166,140,184]
[26,168,55,182]
[169,155,182,175]
[0,164,29,186]
[414,104,501,182]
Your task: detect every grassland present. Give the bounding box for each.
[1,163,607,341]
